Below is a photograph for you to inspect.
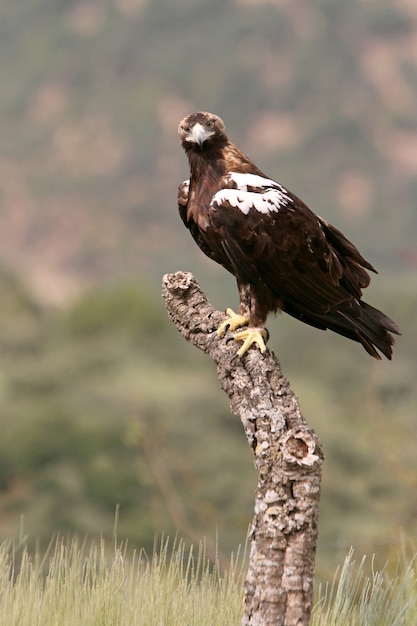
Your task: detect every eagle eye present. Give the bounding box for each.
[206,120,215,129]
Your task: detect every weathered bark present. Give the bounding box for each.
[162,271,323,626]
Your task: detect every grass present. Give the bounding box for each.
[0,534,416,625]
[312,547,417,626]
[0,534,245,626]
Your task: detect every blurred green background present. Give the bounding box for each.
[0,0,416,581]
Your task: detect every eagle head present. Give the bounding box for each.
[178,112,226,147]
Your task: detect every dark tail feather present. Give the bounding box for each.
[284,300,401,359]
[335,302,399,359]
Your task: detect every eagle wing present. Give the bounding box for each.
[208,172,374,316]
[178,177,239,273]
[177,178,220,265]
[178,179,190,225]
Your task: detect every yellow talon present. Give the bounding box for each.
[216,308,249,338]
[233,327,268,358]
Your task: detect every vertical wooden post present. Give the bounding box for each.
[163,272,323,625]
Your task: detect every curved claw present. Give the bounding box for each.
[216,308,249,338]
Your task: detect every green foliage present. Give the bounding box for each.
[0,277,254,554]
[61,283,168,343]
[0,270,415,581]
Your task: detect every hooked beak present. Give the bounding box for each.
[187,123,213,147]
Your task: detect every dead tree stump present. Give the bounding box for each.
[162,271,324,626]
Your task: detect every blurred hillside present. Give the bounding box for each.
[1,0,417,301]
[0,0,416,581]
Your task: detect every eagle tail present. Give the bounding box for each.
[284,300,401,359]
[334,301,400,359]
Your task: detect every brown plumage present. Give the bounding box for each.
[177,111,400,359]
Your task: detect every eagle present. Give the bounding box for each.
[177,111,400,359]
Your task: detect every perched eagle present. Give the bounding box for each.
[177,111,400,359]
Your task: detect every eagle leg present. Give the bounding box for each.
[216,308,249,338]
[233,327,269,358]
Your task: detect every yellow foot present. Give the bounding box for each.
[217,308,249,338]
[233,327,268,358]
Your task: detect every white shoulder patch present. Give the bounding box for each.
[211,172,293,215]
[228,172,280,190]
[212,189,282,215]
